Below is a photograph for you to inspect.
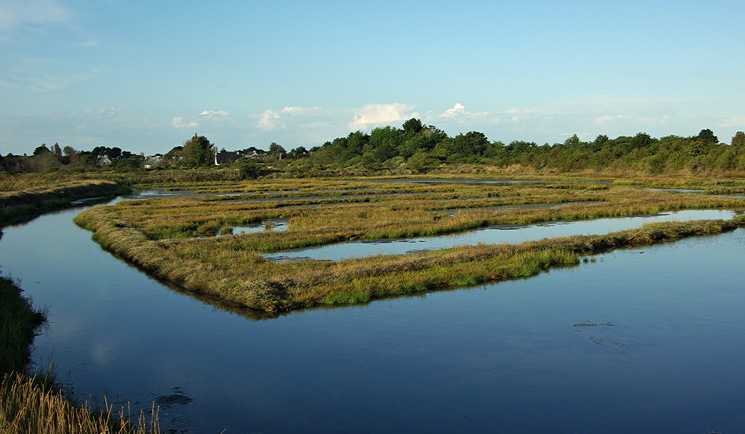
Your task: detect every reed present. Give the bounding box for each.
[0,372,160,434]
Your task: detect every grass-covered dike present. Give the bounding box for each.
[74,177,745,314]
[0,179,131,227]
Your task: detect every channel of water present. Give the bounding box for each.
[1,194,743,433]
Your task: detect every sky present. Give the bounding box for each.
[1,0,744,156]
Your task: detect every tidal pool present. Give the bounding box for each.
[1,202,744,433]
[265,209,738,261]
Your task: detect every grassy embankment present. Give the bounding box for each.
[74,177,745,313]
[0,179,131,226]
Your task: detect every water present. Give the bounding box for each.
[265,209,738,261]
[1,203,744,433]
[225,218,288,235]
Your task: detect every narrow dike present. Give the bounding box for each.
[0,180,131,227]
[74,203,745,314]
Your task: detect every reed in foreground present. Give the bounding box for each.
[0,372,160,434]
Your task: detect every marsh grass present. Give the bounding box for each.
[75,178,745,313]
[72,177,745,313]
[0,372,160,434]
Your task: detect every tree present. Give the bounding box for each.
[33,144,51,155]
[288,146,307,159]
[563,134,581,147]
[63,146,76,157]
[451,131,489,156]
[267,142,286,160]
[731,131,745,147]
[697,129,718,144]
[402,118,424,135]
[180,134,215,167]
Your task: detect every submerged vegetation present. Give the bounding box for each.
[74,177,745,313]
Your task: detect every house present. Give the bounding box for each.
[215,151,243,165]
[96,155,112,166]
[143,154,164,169]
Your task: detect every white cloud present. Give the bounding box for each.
[435,103,499,126]
[348,103,417,130]
[171,116,199,129]
[257,109,282,130]
[200,110,230,117]
[0,0,72,33]
[442,103,468,118]
[595,114,631,124]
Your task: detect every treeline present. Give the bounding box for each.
[288,119,745,174]
[0,143,143,172]
[4,119,745,176]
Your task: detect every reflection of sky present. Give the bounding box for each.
[3,203,745,433]
[266,209,738,261]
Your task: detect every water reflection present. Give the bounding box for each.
[2,195,745,433]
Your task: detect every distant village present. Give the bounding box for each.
[0,138,311,172]
[141,149,266,169]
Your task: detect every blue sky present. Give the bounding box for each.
[1,0,744,155]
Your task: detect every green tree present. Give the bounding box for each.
[33,144,51,155]
[180,134,215,167]
[731,131,745,147]
[62,146,76,157]
[267,142,286,160]
[402,118,424,135]
[697,128,718,144]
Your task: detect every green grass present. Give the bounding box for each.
[73,176,745,313]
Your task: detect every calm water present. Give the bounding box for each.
[1,203,744,433]
[266,209,738,261]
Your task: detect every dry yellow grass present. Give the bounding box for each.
[74,177,745,313]
[0,372,159,434]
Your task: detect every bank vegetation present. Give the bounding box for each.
[74,178,745,313]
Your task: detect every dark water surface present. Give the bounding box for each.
[1,203,744,433]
